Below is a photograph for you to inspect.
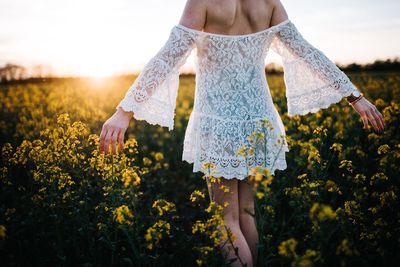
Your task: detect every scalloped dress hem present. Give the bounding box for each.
[182,154,289,180]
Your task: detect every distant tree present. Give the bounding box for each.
[341,57,400,72]
[0,63,56,82]
[342,62,363,71]
[0,63,28,82]
[31,64,53,78]
[0,56,399,83]
[364,57,400,71]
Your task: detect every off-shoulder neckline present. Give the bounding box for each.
[175,19,290,38]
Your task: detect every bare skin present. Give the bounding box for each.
[206,176,258,267]
[99,0,386,266]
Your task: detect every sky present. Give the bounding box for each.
[0,0,399,77]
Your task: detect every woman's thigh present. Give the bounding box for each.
[206,176,240,221]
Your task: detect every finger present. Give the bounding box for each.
[99,131,103,152]
[366,110,380,132]
[99,127,108,154]
[378,112,385,131]
[360,114,369,130]
[111,130,118,155]
[117,129,125,153]
[375,109,386,128]
[372,109,384,132]
[104,130,113,155]
[371,110,383,132]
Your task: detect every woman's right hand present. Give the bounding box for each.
[99,108,133,155]
[350,97,385,133]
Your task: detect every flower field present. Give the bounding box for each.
[0,71,399,266]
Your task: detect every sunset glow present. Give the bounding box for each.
[0,0,399,77]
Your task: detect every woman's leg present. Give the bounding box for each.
[238,179,259,266]
[206,176,253,267]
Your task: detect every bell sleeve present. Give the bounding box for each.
[270,20,361,116]
[116,25,198,131]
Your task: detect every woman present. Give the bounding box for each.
[99,0,385,266]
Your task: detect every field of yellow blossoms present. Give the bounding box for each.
[0,71,399,266]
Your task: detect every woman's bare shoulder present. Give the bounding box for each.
[268,0,289,25]
[178,0,207,30]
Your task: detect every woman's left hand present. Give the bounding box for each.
[350,97,385,133]
[99,108,133,155]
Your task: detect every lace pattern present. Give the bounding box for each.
[182,110,289,179]
[116,26,198,130]
[116,19,360,180]
[269,21,359,116]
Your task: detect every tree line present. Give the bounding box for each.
[1,57,399,83]
[265,57,400,74]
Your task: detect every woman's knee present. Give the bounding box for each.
[239,205,255,218]
[223,208,241,224]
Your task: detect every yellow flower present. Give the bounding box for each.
[255,172,263,182]
[124,138,138,154]
[265,205,275,216]
[143,157,152,166]
[207,175,221,184]
[202,162,216,170]
[329,143,343,153]
[344,200,359,216]
[121,168,141,187]
[113,205,134,225]
[295,258,313,267]
[205,200,223,214]
[56,113,70,126]
[97,222,106,231]
[338,160,353,172]
[313,126,327,136]
[198,246,214,256]
[145,219,171,250]
[298,124,310,134]
[325,180,342,195]
[256,192,265,199]
[319,205,337,220]
[219,185,230,193]
[236,146,247,157]
[262,167,271,177]
[307,147,321,165]
[278,238,298,257]
[309,203,337,222]
[132,172,141,186]
[258,118,272,128]
[155,152,164,161]
[250,165,262,176]
[192,220,206,234]
[202,162,220,177]
[190,190,206,202]
[152,199,176,216]
[261,174,273,188]
[336,239,354,256]
[377,144,390,155]
[297,173,308,180]
[0,225,6,239]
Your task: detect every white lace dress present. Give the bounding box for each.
[116,19,360,180]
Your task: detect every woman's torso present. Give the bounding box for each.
[203,0,275,35]
[190,0,277,120]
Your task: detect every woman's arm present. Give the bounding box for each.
[99,0,206,155]
[269,0,385,133]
